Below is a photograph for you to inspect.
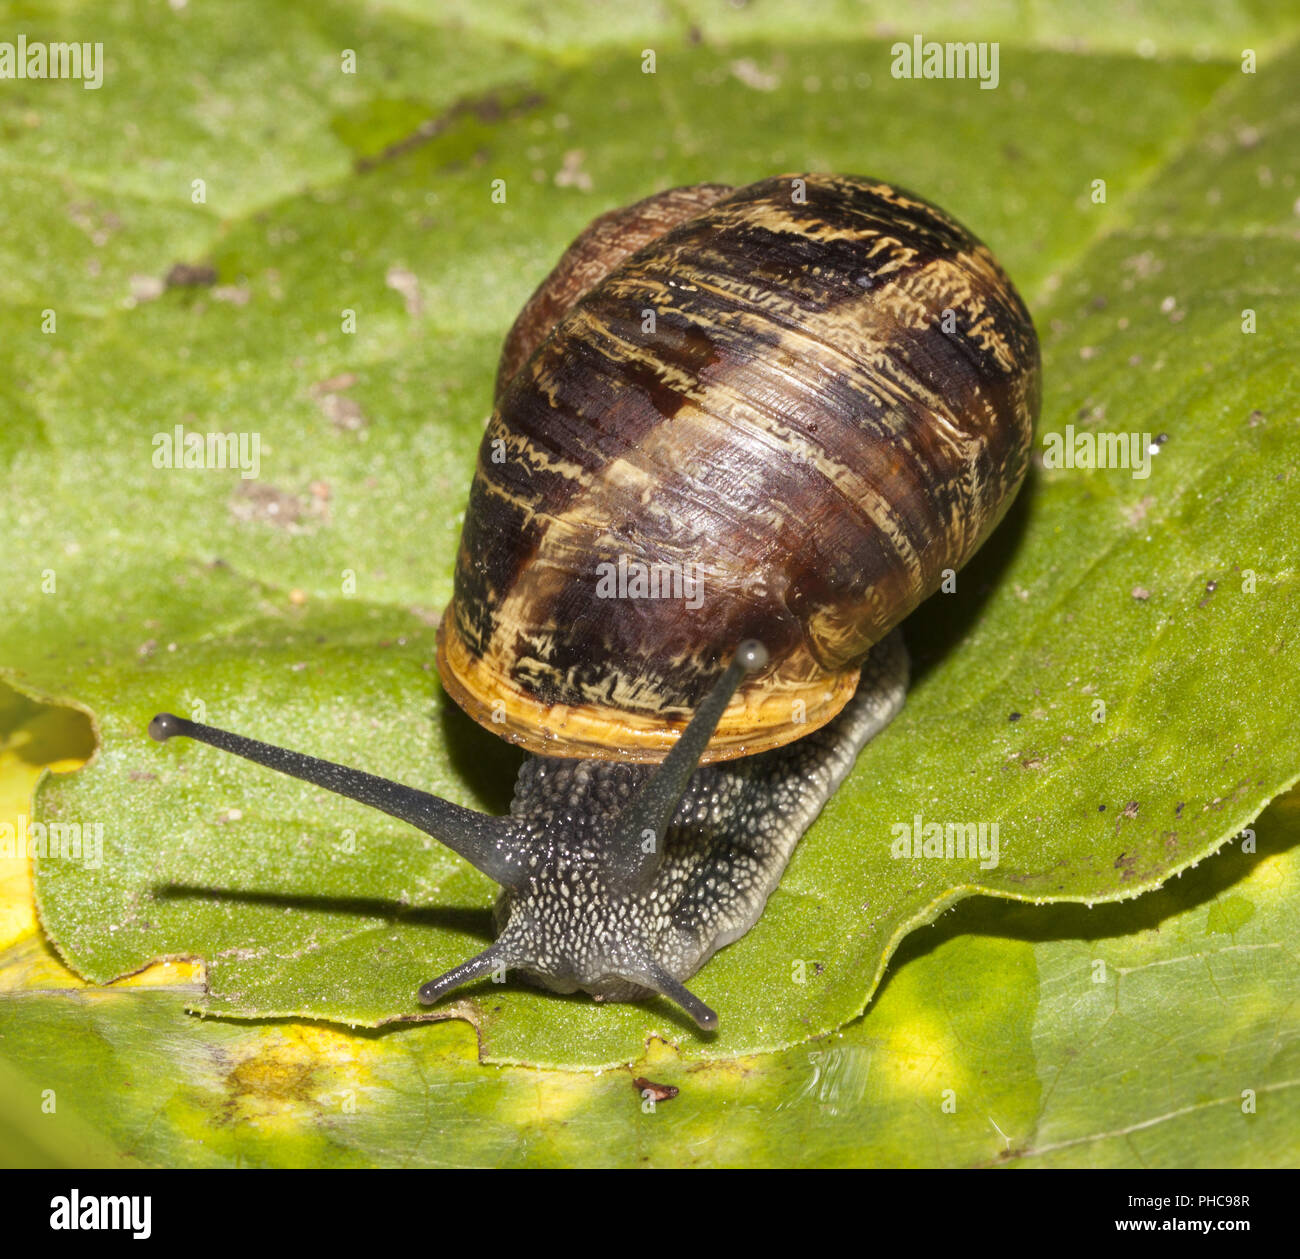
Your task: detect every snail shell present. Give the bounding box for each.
[438,173,1039,763]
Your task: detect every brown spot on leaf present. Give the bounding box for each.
[355,89,545,172]
[310,375,368,431]
[219,1048,320,1128]
[166,262,217,288]
[228,482,328,531]
[320,393,367,431]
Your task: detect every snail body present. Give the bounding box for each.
[150,174,1038,1030]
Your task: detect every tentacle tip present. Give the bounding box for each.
[694,1005,719,1032]
[416,981,443,1006]
[148,713,184,743]
[735,639,768,673]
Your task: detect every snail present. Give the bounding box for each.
[150,174,1039,1031]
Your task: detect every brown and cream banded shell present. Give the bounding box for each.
[438,173,1040,764]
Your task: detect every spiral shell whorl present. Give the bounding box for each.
[438,173,1039,762]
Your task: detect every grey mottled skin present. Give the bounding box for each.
[492,631,908,1002]
[148,633,907,1028]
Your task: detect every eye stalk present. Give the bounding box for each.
[601,639,768,898]
[147,641,769,1032]
[148,709,525,889]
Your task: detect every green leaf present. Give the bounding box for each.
[4,2,1299,1078]
[4,784,1295,1166]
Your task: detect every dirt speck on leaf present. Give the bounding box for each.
[632,1077,679,1102]
[316,393,368,432]
[310,376,368,431]
[165,262,217,288]
[229,482,328,531]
